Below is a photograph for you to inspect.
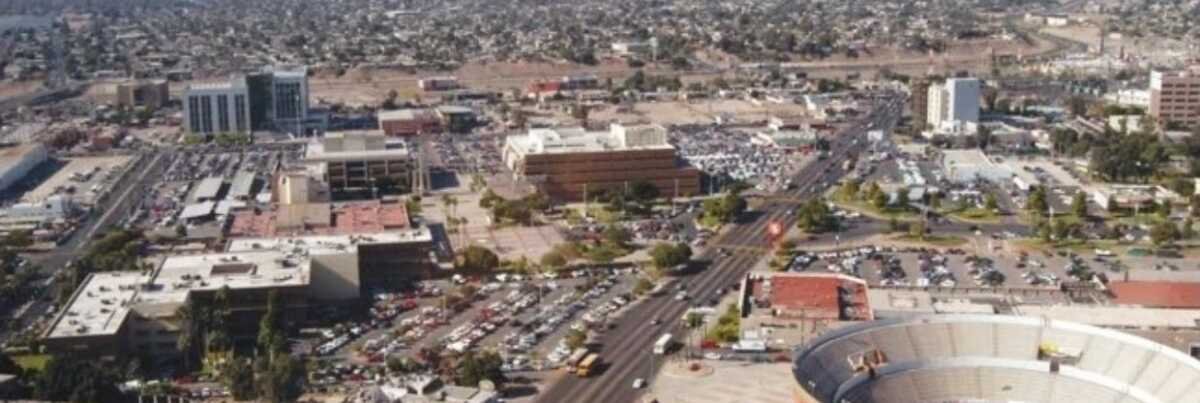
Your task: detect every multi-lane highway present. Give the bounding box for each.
[536,94,905,403]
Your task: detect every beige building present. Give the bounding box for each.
[1149,67,1200,129]
[304,130,419,193]
[116,79,170,110]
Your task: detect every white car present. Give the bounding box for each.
[632,378,646,389]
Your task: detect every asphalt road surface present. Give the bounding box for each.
[1,149,171,344]
[535,94,905,403]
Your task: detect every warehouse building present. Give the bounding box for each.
[502,124,700,201]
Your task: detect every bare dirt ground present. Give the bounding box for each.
[586,99,812,126]
[0,81,42,99]
[12,37,1053,109]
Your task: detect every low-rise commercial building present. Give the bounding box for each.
[43,229,435,358]
[378,109,442,137]
[436,105,477,134]
[115,79,170,110]
[418,76,459,92]
[1090,184,1183,210]
[502,124,700,201]
[304,130,417,193]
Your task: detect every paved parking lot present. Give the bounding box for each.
[24,155,134,205]
[670,126,803,193]
[787,245,1089,289]
[305,269,639,386]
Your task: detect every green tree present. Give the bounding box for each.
[649,242,692,269]
[3,230,32,248]
[629,181,660,203]
[1182,218,1196,239]
[1072,192,1088,219]
[457,245,500,272]
[1026,187,1049,215]
[870,191,888,210]
[985,193,999,211]
[909,220,927,240]
[894,190,910,209]
[258,290,286,357]
[455,351,505,388]
[565,328,587,350]
[33,357,123,403]
[1151,220,1181,247]
[225,357,257,400]
[633,277,654,295]
[603,225,632,248]
[256,355,305,403]
[540,250,568,271]
[796,199,836,233]
[837,179,861,201]
[479,188,502,209]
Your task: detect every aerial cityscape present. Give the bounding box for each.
[0,0,1199,402]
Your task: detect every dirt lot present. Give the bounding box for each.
[587,99,812,126]
[0,81,42,99]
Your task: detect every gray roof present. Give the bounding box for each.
[193,177,225,201]
[229,171,256,199]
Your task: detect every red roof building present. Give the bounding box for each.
[1109,281,1200,309]
[228,200,410,238]
[751,273,872,321]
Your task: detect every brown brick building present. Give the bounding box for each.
[503,124,700,201]
[378,108,443,137]
[1150,68,1200,129]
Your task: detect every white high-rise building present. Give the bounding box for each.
[924,77,981,136]
[183,77,251,135]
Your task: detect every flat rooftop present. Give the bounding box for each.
[1109,281,1200,309]
[504,124,673,157]
[377,108,439,122]
[228,201,411,237]
[226,228,433,254]
[1017,304,1200,329]
[751,272,871,321]
[0,143,44,173]
[46,271,150,338]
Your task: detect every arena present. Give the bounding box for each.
[792,314,1200,403]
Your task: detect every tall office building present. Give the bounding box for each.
[183,77,251,135]
[1149,67,1200,129]
[266,65,310,134]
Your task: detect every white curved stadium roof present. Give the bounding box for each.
[792,315,1200,403]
